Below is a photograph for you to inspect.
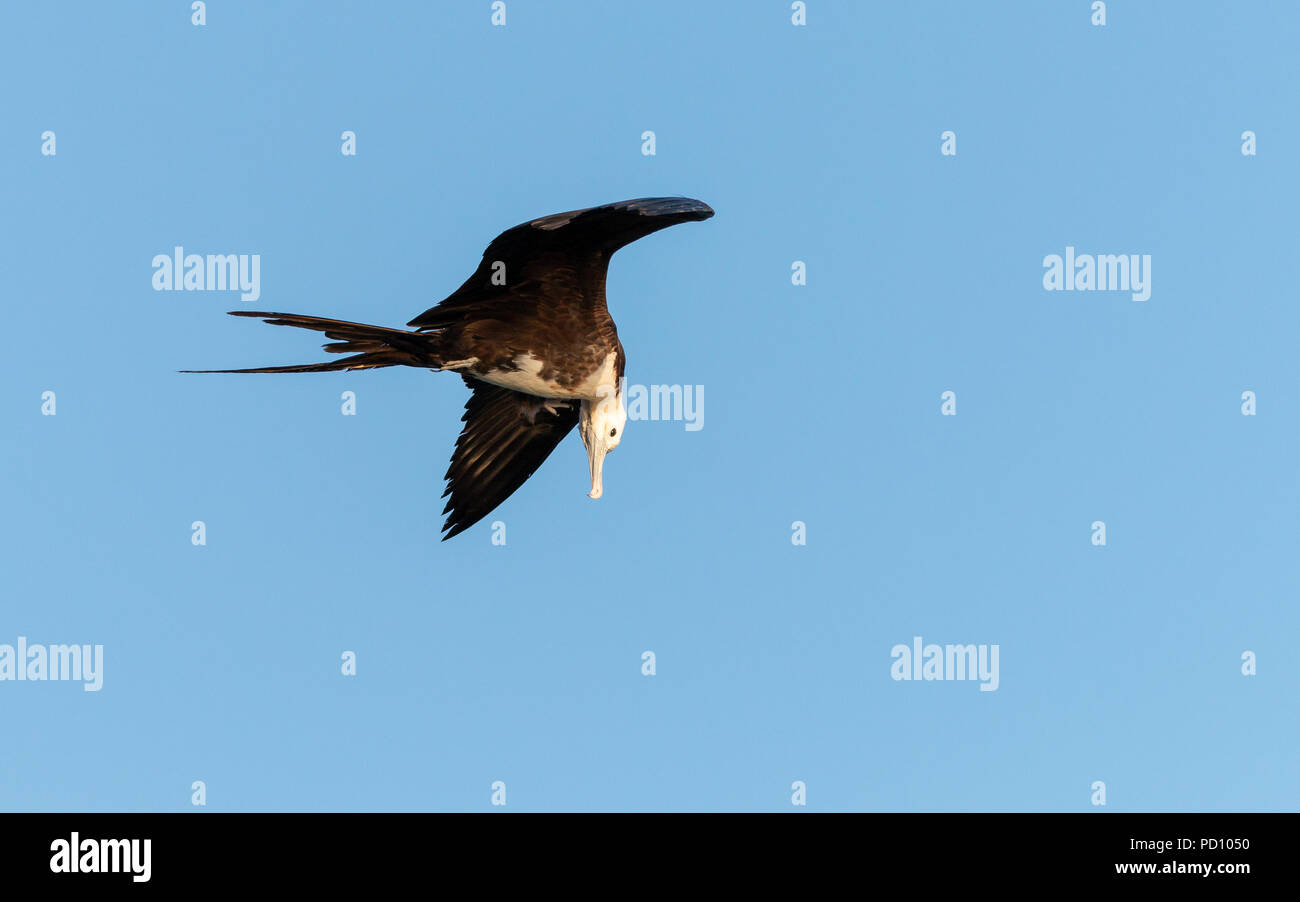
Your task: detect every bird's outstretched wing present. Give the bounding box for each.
[441,378,580,540]
[408,196,714,330]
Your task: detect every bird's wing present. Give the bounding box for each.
[408,197,714,330]
[440,378,580,540]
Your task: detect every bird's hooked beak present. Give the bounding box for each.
[586,440,606,499]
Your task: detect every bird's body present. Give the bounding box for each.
[186,196,713,539]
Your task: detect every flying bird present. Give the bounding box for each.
[185,196,714,539]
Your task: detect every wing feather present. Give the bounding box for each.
[440,379,579,540]
[408,197,714,330]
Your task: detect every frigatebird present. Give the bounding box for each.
[186,196,714,539]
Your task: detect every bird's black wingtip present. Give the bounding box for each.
[619,196,714,221]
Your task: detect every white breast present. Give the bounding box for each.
[476,352,617,400]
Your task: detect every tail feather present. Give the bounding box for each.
[181,311,442,374]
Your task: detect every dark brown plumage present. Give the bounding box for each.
[441,378,580,539]
[184,197,714,539]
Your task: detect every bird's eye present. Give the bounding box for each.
[609,428,617,437]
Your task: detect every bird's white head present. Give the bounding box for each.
[578,382,626,500]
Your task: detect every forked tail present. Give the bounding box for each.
[181,311,442,374]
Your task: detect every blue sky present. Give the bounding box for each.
[1,1,1297,811]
